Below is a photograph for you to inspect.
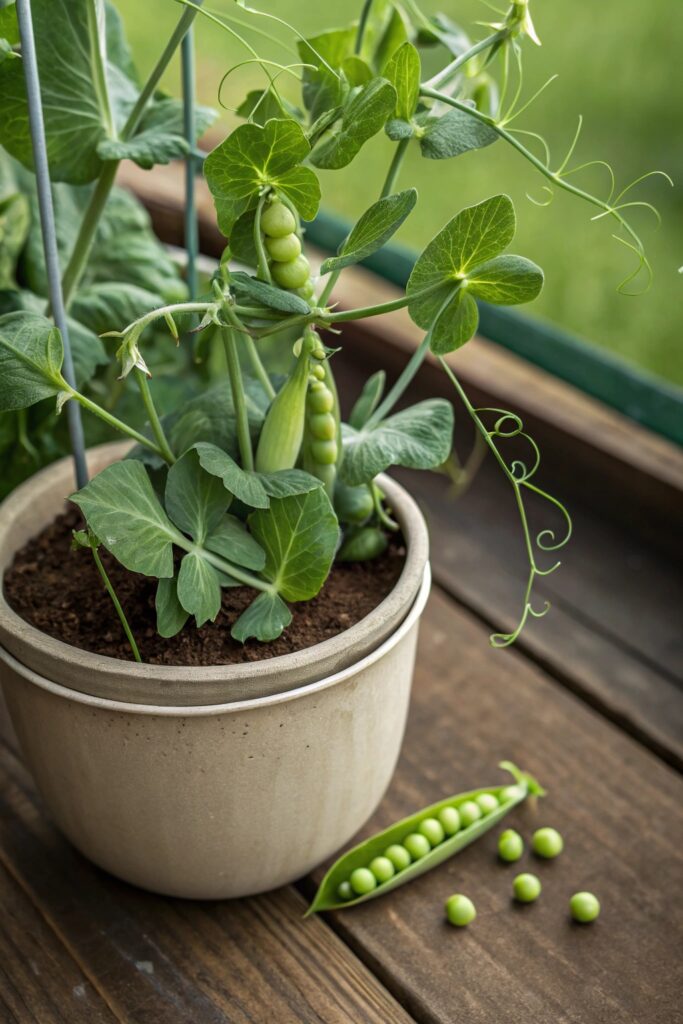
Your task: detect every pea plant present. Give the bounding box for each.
[0,0,664,651]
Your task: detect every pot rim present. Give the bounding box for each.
[0,443,429,691]
[0,563,431,717]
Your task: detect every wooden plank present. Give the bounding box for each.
[0,738,415,1024]
[306,588,683,1024]
[0,860,118,1024]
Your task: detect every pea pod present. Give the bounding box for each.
[337,525,387,562]
[306,761,544,914]
[255,334,313,473]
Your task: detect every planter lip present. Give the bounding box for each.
[0,563,430,717]
[0,443,429,701]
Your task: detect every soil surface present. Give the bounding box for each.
[3,509,405,666]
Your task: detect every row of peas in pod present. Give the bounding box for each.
[307,762,545,913]
[260,198,315,301]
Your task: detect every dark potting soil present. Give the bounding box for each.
[3,509,406,666]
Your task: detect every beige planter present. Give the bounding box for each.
[0,445,431,898]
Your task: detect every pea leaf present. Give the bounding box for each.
[297,26,354,119]
[204,119,321,236]
[194,442,270,509]
[229,272,310,315]
[258,469,323,499]
[428,289,480,355]
[310,78,396,170]
[231,591,292,644]
[236,88,293,125]
[0,311,68,411]
[177,552,222,628]
[383,43,421,122]
[97,98,216,169]
[168,381,269,461]
[342,56,373,87]
[70,460,182,578]
[0,4,19,49]
[371,5,410,71]
[419,108,498,160]
[340,399,454,486]
[165,448,230,545]
[156,575,189,638]
[248,489,339,601]
[204,514,266,571]
[385,118,415,141]
[0,192,29,288]
[70,281,163,336]
[320,189,417,274]
[465,254,544,305]
[349,370,386,430]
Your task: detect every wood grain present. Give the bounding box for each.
[307,588,683,1024]
[0,736,415,1024]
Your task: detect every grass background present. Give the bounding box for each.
[115,0,682,385]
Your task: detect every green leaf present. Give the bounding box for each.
[70,281,163,336]
[155,575,189,638]
[165,448,230,545]
[177,552,222,628]
[70,460,181,578]
[321,189,417,274]
[383,43,420,122]
[236,88,291,125]
[249,489,339,601]
[229,272,310,315]
[297,26,354,119]
[168,381,269,460]
[310,78,396,170]
[231,591,292,643]
[226,209,259,267]
[204,514,266,571]
[349,370,386,429]
[97,98,216,169]
[204,119,321,235]
[0,4,19,48]
[419,107,498,160]
[194,442,270,509]
[466,254,544,305]
[340,399,454,485]
[0,192,29,288]
[341,56,373,87]
[385,117,415,141]
[372,6,410,71]
[428,289,480,355]
[406,195,516,331]
[258,469,322,499]
[0,311,67,411]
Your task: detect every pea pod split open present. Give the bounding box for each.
[306,761,545,914]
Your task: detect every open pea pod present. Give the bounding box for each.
[307,761,545,914]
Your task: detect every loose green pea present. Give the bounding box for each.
[310,438,337,465]
[261,201,296,238]
[532,827,564,859]
[445,894,476,927]
[309,412,336,440]
[265,232,301,262]
[500,785,525,803]
[458,800,482,828]
[271,255,310,289]
[476,793,499,815]
[438,806,461,836]
[403,833,431,860]
[337,880,353,901]
[570,891,600,923]
[349,867,377,895]
[384,844,412,871]
[498,828,524,862]
[369,856,396,884]
[418,817,445,847]
[513,873,541,903]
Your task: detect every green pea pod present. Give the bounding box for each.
[306,761,545,914]
[255,337,311,473]
[337,525,387,562]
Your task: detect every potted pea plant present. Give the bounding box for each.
[0,0,660,898]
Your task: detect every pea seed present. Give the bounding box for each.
[500,784,525,803]
[260,201,296,238]
[298,278,316,300]
[307,384,333,410]
[369,856,395,883]
[265,232,301,262]
[532,827,564,859]
[438,806,461,836]
[418,817,445,847]
[311,438,337,464]
[384,844,412,871]
[458,800,482,828]
[309,412,336,440]
[403,833,431,860]
[570,891,600,923]
[337,880,353,901]
[349,867,377,895]
[311,364,326,381]
[513,872,541,903]
[271,254,310,289]
[312,347,326,360]
[476,793,499,815]
[497,828,524,862]
[445,894,476,927]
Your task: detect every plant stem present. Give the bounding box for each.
[193,545,274,593]
[254,194,272,283]
[245,336,276,400]
[424,30,505,90]
[90,544,142,662]
[221,327,254,470]
[67,388,167,460]
[381,138,409,198]
[134,369,176,463]
[365,333,431,427]
[355,0,374,54]
[325,293,411,323]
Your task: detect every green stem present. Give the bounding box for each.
[425,30,506,90]
[365,334,431,427]
[68,389,167,460]
[91,544,142,662]
[381,138,409,198]
[194,545,274,593]
[254,194,273,283]
[245,336,276,400]
[325,293,411,323]
[134,370,176,463]
[221,327,254,471]
[355,0,374,54]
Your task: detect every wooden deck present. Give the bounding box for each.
[0,164,681,1022]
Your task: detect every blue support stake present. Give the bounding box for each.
[181,26,198,302]
[15,0,89,489]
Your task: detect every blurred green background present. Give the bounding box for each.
[115,0,682,385]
